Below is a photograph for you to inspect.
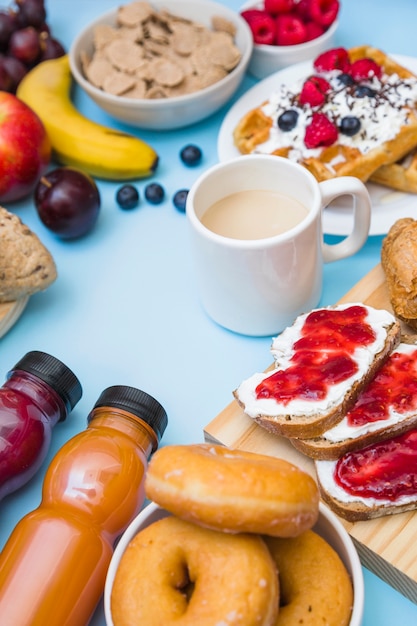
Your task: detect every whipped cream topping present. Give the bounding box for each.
[322,342,417,443]
[235,304,396,419]
[316,459,417,507]
[255,65,417,163]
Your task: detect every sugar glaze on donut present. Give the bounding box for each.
[111,515,279,626]
[145,444,319,537]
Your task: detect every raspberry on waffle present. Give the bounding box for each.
[233,45,417,184]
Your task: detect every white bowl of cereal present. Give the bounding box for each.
[69,0,253,130]
[104,501,364,626]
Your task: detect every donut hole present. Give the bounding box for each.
[175,561,195,603]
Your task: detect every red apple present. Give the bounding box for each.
[0,91,51,202]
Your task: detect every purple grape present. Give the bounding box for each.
[8,26,41,65]
[1,54,27,91]
[0,11,17,50]
[39,34,65,61]
[15,0,46,29]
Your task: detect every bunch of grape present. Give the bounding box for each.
[0,0,65,93]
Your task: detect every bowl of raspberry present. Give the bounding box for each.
[240,0,340,80]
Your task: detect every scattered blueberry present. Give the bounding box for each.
[355,85,377,98]
[180,144,202,166]
[339,116,361,137]
[173,189,189,212]
[144,182,165,205]
[116,184,140,210]
[278,109,298,132]
[337,73,356,87]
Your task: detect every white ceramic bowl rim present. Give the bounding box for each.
[69,1,253,107]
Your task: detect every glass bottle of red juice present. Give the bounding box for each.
[0,350,82,501]
[0,384,168,626]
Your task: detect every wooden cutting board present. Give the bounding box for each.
[204,264,417,605]
[0,297,29,339]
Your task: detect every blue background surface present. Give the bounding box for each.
[1,0,417,623]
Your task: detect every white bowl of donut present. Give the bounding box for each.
[104,444,364,626]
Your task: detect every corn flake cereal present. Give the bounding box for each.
[81,1,242,99]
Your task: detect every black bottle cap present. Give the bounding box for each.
[9,351,83,418]
[91,385,168,444]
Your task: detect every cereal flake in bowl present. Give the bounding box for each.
[69,0,253,130]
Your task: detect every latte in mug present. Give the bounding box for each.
[200,190,309,240]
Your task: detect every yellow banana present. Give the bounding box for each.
[16,55,158,180]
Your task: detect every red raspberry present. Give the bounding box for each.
[240,9,265,22]
[310,0,340,27]
[275,14,308,46]
[299,76,331,106]
[265,0,295,14]
[304,112,338,148]
[313,47,350,72]
[305,21,325,41]
[348,58,383,81]
[294,0,313,21]
[244,11,276,45]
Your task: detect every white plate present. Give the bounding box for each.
[218,54,417,236]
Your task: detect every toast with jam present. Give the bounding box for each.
[291,336,417,460]
[233,303,401,439]
[315,427,417,521]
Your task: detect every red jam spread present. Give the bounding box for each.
[347,347,417,426]
[335,429,417,500]
[255,305,376,404]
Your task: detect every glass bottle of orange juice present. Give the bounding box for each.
[0,385,168,625]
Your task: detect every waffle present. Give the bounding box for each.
[233,46,417,184]
[370,148,417,192]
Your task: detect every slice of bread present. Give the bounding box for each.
[292,337,417,459]
[315,437,417,522]
[233,304,401,439]
[0,206,57,302]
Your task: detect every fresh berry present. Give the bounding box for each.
[337,72,356,87]
[180,144,202,166]
[240,9,265,23]
[265,0,295,15]
[144,182,165,204]
[173,189,189,213]
[355,85,377,98]
[313,47,350,73]
[116,184,139,210]
[299,75,331,106]
[246,11,276,45]
[278,109,299,131]
[348,58,382,81]
[275,14,307,46]
[294,0,312,20]
[339,116,361,137]
[305,21,325,42]
[304,112,338,149]
[310,0,340,27]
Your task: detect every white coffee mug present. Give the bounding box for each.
[186,155,371,336]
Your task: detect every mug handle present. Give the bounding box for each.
[319,176,371,263]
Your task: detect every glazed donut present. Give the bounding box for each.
[145,443,319,537]
[264,530,353,626]
[111,515,279,626]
